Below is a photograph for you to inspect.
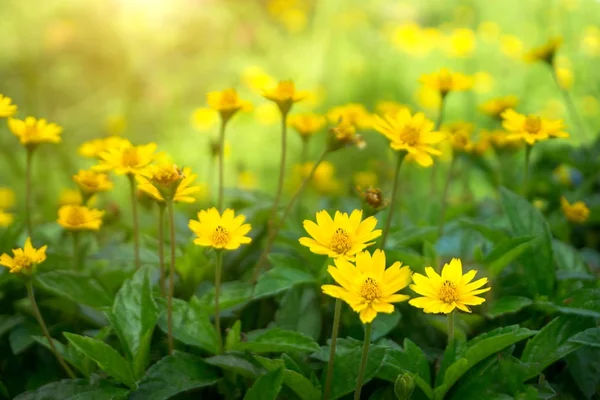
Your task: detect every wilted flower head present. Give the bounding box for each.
[357,187,387,211]
[0,94,17,118]
[501,109,569,145]
[0,237,47,275]
[262,80,307,114]
[524,37,562,64]
[479,95,519,118]
[57,205,104,231]
[420,68,472,96]
[8,117,62,148]
[561,196,590,224]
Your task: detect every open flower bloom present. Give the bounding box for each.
[288,113,326,138]
[0,210,14,227]
[328,119,365,150]
[443,121,475,153]
[487,129,523,151]
[95,142,158,176]
[0,187,16,210]
[262,80,307,114]
[8,117,62,147]
[57,205,104,231]
[207,88,251,122]
[322,249,412,323]
[79,136,132,159]
[409,258,490,314]
[327,103,373,130]
[0,94,17,118]
[501,109,569,145]
[73,170,113,194]
[419,68,473,96]
[479,95,519,118]
[561,196,590,224]
[138,165,201,203]
[524,37,562,64]
[299,210,381,260]
[0,237,47,275]
[376,101,410,118]
[373,109,445,167]
[189,208,252,250]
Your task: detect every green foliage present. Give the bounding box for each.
[234,328,320,354]
[243,366,285,400]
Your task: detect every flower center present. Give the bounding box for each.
[400,125,420,146]
[221,90,240,108]
[330,228,352,254]
[277,81,295,99]
[524,115,541,133]
[153,165,182,185]
[439,280,458,304]
[13,255,33,270]
[360,277,382,301]
[121,148,139,167]
[211,225,229,246]
[438,72,453,91]
[67,208,87,226]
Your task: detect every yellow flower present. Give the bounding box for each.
[138,165,201,203]
[0,237,47,275]
[353,171,378,188]
[289,113,327,138]
[57,205,104,231]
[0,94,17,118]
[501,109,569,145]
[242,66,276,93]
[189,208,252,250]
[59,189,84,206]
[373,109,445,167]
[254,103,280,126]
[327,104,373,130]
[8,117,62,147]
[105,115,127,136]
[553,165,572,186]
[79,136,132,159]
[555,67,574,89]
[73,170,113,194]
[443,122,475,153]
[0,187,16,210]
[500,35,524,60]
[262,80,307,114]
[328,119,365,150]
[409,258,490,314]
[472,131,492,155]
[390,23,439,57]
[376,101,410,117]
[581,26,600,57]
[445,28,476,58]
[479,95,519,118]
[191,107,218,132]
[487,129,523,151]
[207,88,251,122]
[524,37,562,64]
[420,68,472,96]
[95,142,158,176]
[299,209,381,260]
[322,249,412,323]
[472,71,495,94]
[561,197,590,224]
[0,210,14,227]
[415,86,442,110]
[294,161,343,195]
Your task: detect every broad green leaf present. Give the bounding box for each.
[500,188,554,296]
[13,379,129,400]
[458,219,509,243]
[385,226,438,248]
[377,338,431,385]
[34,271,112,308]
[107,266,158,379]
[9,322,38,355]
[553,240,591,274]
[0,315,23,340]
[485,296,533,318]
[370,311,401,342]
[535,288,600,318]
[130,351,220,400]
[434,325,536,399]
[157,296,217,354]
[225,320,241,352]
[198,281,253,312]
[90,243,159,265]
[33,336,91,377]
[520,316,595,381]
[235,328,320,354]
[64,333,135,388]
[205,354,261,379]
[244,366,284,400]
[483,236,536,276]
[254,266,315,300]
[566,347,600,399]
[275,286,321,340]
[568,327,600,348]
[254,356,321,400]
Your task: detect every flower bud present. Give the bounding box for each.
[394,372,416,400]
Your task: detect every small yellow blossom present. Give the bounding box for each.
[445,28,476,58]
[0,210,13,227]
[443,122,475,153]
[328,119,365,150]
[409,258,490,314]
[242,66,276,93]
[415,86,442,110]
[0,94,18,118]
[8,117,62,147]
[207,88,251,122]
[581,26,600,57]
[561,197,590,224]
[524,37,562,64]
[500,35,524,60]
[79,136,132,159]
[553,165,572,186]
[322,249,412,323]
[376,101,410,117]
[501,109,569,145]
[95,142,158,176]
[189,208,252,250]
[57,205,104,231]
[254,103,280,126]
[0,187,16,210]
[390,23,439,57]
[289,113,327,138]
[479,95,519,118]
[138,165,201,203]
[191,107,218,132]
[555,67,574,89]
[473,71,495,94]
[294,161,343,195]
[262,80,308,114]
[353,171,378,189]
[73,170,113,194]
[420,68,472,96]
[488,129,523,151]
[327,104,373,130]
[0,237,47,275]
[59,189,84,206]
[238,170,257,190]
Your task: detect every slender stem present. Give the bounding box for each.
[26,280,75,378]
[217,118,227,212]
[447,311,455,345]
[25,147,34,238]
[435,94,447,131]
[380,152,406,249]
[300,137,309,164]
[323,298,342,400]
[430,95,446,197]
[268,111,289,233]
[438,153,457,237]
[251,148,328,285]
[550,66,588,140]
[214,250,224,354]
[72,232,80,271]
[127,174,141,270]
[522,145,532,198]
[157,204,166,296]
[354,323,372,400]
[166,200,176,354]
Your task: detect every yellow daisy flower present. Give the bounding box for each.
[79,136,132,159]
[327,103,373,130]
[57,205,104,231]
[0,94,18,118]
[373,109,445,167]
[501,109,569,145]
[95,142,158,176]
[73,170,113,194]
[375,101,410,118]
[191,107,218,132]
[561,196,590,224]
[0,187,16,210]
[138,165,201,203]
[322,249,412,323]
[189,208,252,250]
[524,37,562,64]
[262,80,308,114]
[8,117,63,147]
[409,258,490,314]
[479,95,519,118]
[0,237,47,275]
[299,209,381,260]
[288,113,327,138]
[487,129,523,151]
[419,68,473,96]
[328,119,365,150]
[207,88,251,122]
[443,121,475,153]
[59,189,84,206]
[241,66,276,94]
[0,210,14,227]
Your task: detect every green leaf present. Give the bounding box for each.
[434,325,536,399]
[205,354,261,379]
[534,288,600,318]
[568,327,600,348]
[566,347,600,399]
[377,339,431,385]
[254,356,321,400]
[198,281,253,312]
[225,320,241,352]
[553,240,591,274]
[254,266,315,300]
[235,328,320,354]
[275,286,322,340]
[157,296,218,354]
[386,226,438,248]
[485,296,533,318]
[34,271,112,308]
[483,236,536,276]
[0,314,24,340]
[107,266,158,379]
[458,219,509,243]
[500,188,554,296]
[130,351,220,400]
[243,366,285,400]
[33,336,91,377]
[520,316,595,381]
[370,311,401,342]
[64,333,135,388]
[13,379,129,400]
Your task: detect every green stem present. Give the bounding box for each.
[217,118,227,212]
[300,137,309,164]
[215,250,224,354]
[430,95,447,197]
[268,111,289,234]
[550,66,588,141]
[26,280,75,378]
[158,204,166,296]
[354,323,372,400]
[25,147,34,238]
[72,232,80,271]
[323,298,342,400]
[447,311,455,345]
[522,145,532,198]
[127,174,141,270]
[380,152,406,249]
[438,153,457,237]
[166,200,176,354]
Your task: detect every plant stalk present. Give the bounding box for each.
[217,118,227,212]
[166,200,176,354]
[127,174,141,270]
[447,311,455,345]
[323,298,342,400]
[25,147,34,237]
[354,323,372,400]
[380,151,406,249]
[215,250,224,354]
[158,204,166,296]
[522,144,532,198]
[268,111,290,235]
[438,153,457,237]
